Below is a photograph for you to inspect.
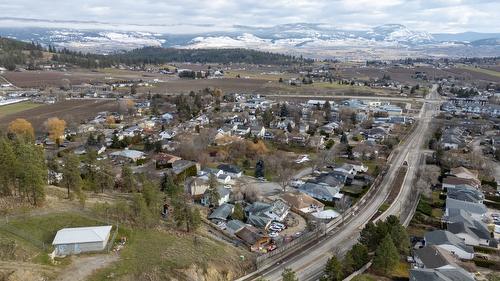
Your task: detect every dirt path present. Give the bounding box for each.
[56,254,119,281]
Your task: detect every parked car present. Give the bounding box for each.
[271,222,286,229]
[268,232,279,238]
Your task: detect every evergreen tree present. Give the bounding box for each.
[62,153,83,200]
[206,173,221,207]
[232,202,245,221]
[350,243,370,270]
[340,133,348,144]
[121,164,135,192]
[282,268,298,281]
[262,108,274,127]
[321,256,343,281]
[172,195,201,232]
[280,103,289,117]
[373,235,399,275]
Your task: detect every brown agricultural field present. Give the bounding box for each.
[0,99,119,134]
[142,77,270,94]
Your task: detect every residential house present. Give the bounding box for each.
[217,164,243,178]
[110,149,145,162]
[208,203,234,223]
[444,198,487,220]
[334,163,356,175]
[447,187,483,204]
[245,200,290,223]
[424,230,474,260]
[234,125,251,136]
[281,192,325,214]
[298,182,343,202]
[327,170,354,185]
[235,225,270,252]
[319,122,340,134]
[362,127,388,142]
[444,209,494,248]
[189,177,210,199]
[442,177,480,190]
[226,219,245,235]
[154,153,182,169]
[413,245,458,269]
[159,130,177,140]
[250,125,266,138]
[201,186,231,207]
[449,167,479,181]
[410,267,474,281]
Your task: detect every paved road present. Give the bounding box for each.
[265,94,424,103]
[241,86,441,281]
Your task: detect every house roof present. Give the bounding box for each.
[245,202,271,214]
[299,182,341,200]
[235,226,267,245]
[247,214,272,228]
[450,167,478,180]
[314,173,346,186]
[442,176,480,188]
[217,164,242,174]
[52,225,112,245]
[445,198,487,215]
[424,230,474,254]
[226,220,245,233]
[154,153,181,163]
[414,246,454,269]
[447,188,483,203]
[446,209,490,241]
[208,203,234,221]
[410,267,474,281]
[110,149,145,160]
[281,192,325,210]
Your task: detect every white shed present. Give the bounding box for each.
[52,225,113,256]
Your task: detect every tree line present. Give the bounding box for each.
[1,36,312,70]
[0,135,46,206]
[320,215,410,280]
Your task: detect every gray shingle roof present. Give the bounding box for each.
[445,198,487,215]
[410,267,474,281]
[414,246,452,269]
[208,203,234,221]
[424,230,474,254]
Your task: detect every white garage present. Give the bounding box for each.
[52,225,113,256]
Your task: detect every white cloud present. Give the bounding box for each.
[0,0,498,33]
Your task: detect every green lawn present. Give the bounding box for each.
[0,102,42,118]
[0,212,107,265]
[459,65,500,78]
[2,212,105,247]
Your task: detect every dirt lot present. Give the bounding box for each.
[0,99,119,134]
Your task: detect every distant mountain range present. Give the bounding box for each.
[0,20,499,59]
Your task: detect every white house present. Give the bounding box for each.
[201,186,231,207]
[52,226,113,256]
[334,164,356,175]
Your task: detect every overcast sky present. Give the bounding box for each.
[0,0,499,33]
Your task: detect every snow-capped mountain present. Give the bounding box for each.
[0,22,498,59]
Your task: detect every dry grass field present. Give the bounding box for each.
[0,99,119,133]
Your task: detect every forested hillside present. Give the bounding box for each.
[0,36,311,70]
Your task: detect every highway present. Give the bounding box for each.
[264,93,425,103]
[240,86,441,281]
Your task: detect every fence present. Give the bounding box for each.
[0,223,47,250]
[106,224,120,253]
